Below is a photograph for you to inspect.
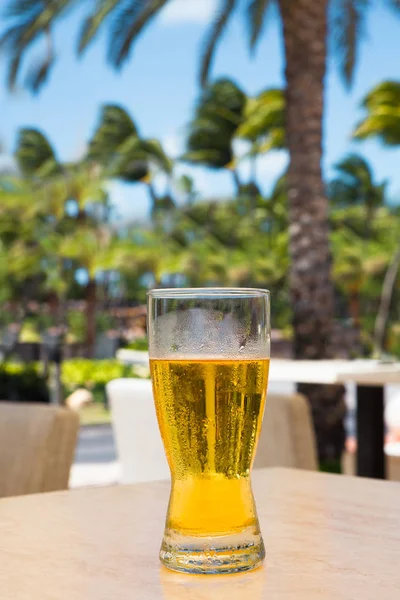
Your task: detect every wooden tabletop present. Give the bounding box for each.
[1,468,399,599]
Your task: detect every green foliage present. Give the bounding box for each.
[0,362,49,403]
[66,310,86,343]
[388,323,400,357]
[19,320,41,343]
[61,358,149,401]
[124,337,148,351]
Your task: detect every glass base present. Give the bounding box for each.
[160,526,265,575]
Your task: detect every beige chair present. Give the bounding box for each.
[0,402,79,498]
[254,393,318,471]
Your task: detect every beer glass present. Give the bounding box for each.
[148,288,270,575]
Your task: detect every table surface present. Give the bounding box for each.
[269,359,400,385]
[1,468,400,600]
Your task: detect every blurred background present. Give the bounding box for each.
[1,0,400,483]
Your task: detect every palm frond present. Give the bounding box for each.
[354,81,400,145]
[181,148,232,168]
[386,0,400,11]
[361,80,400,109]
[88,104,139,163]
[0,22,34,89]
[246,0,274,51]
[199,0,237,87]
[237,88,284,141]
[2,0,41,18]
[330,0,370,87]
[108,0,170,69]
[256,128,285,152]
[15,127,59,177]
[78,0,121,54]
[329,153,385,211]
[24,27,55,92]
[1,0,74,91]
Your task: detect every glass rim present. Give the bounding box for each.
[147,287,270,299]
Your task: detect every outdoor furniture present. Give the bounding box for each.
[254,393,318,471]
[0,402,79,498]
[0,468,399,598]
[107,379,318,483]
[115,352,400,479]
[107,378,169,483]
[269,359,400,479]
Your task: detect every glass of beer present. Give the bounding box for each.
[148,288,270,575]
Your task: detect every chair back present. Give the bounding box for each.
[254,393,318,471]
[0,402,79,498]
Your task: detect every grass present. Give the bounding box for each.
[79,403,112,426]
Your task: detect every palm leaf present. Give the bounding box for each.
[1,0,74,91]
[2,0,41,18]
[237,88,284,141]
[88,104,139,163]
[330,0,370,87]
[246,0,274,51]
[78,0,121,53]
[386,0,400,10]
[362,81,400,109]
[181,148,232,168]
[107,0,170,69]
[24,28,54,92]
[354,81,400,145]
[15,128,59,177]
[199,0,237,86]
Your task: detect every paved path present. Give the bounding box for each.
[69,425,121,488]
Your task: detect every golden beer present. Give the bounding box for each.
[150,358,269,537]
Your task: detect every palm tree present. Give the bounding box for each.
[5,1,400,461]
[88,103,174,215]
[354,81,400,355]
[182,78,246,194]
[183,78,285,211]
[329,154,386,242]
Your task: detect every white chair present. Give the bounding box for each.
[107,378,318,484]
[106,379,169,484]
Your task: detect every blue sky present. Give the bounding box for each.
[1,0,400,222]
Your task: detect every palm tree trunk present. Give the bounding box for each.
[279,0,346,464]
[374,243,400,355]
[250,151,257,185]
[231,169,241,196]
[85,278,97,357]
[146,181,157,213]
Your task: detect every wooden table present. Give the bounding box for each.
[270,360,400,479]
[1,468,399,599]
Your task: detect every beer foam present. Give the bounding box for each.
[149,308,270,359]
